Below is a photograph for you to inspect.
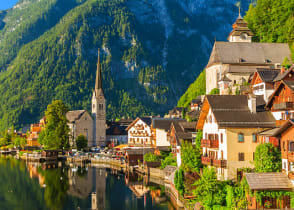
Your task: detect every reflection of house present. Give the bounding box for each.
[66,110,94,147]
[106,123,128,147]
[245,173,292,209]
[27,117,46,147]
[126,117,154,147]
[169,121,196,167]
[271,120,294,185]
[197,95,276,180]
[206,15,291,94]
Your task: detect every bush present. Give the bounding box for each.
[144,152,159,162]
[160,153,177,169]
[174,168,185,196]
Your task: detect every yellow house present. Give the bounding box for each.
[197,95,276,181]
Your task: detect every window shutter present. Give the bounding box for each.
[252,134,257,142]
[238,133,244,142]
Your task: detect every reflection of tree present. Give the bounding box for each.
[0,158,46,210]
[41,167,69,210]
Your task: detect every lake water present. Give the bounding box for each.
[0,158,175,210]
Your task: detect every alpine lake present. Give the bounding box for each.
[0,157,177,210]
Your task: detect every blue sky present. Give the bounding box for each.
[0,0,18,10]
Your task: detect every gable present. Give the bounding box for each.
[196,98,210,129]
[266,81,294,109]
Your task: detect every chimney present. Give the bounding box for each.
[248,94,256,113]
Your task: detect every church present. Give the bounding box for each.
[66,49,106,148]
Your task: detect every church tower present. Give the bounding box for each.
[227,12,253,43]
[92,49,106,147]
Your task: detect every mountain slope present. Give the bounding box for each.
[0,0,248,130]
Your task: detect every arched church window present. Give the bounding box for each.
[99,104,103,110]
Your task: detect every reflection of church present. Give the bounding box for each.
[91,167,107,210]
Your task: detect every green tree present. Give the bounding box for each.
[282,57,292,69]
[160,153,177,169]
[181,141,202,172]
[76,134,88,151]
[39,100,70,150]
[209,88,220,95]
[193,167,226,209]
[254,143,281,172]
[174,168,185,196]
[13,136,27,149]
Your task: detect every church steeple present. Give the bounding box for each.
[228,13,254,43]
[95,49,104,97]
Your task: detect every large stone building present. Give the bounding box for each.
[92,49,106,147]
[206,15,291,94]
[66,110,94,147]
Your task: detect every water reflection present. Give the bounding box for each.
[0,158,175,210]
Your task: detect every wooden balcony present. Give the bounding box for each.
[201,139,219,149]
[288,152,294,162]
[273,102,294,110]
[212,159,227,168]
[201,156,212,166]
[289,172,294,180]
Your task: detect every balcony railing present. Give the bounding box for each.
[288,152,294,162]
[201,139,219,149]
[273,102,294,110]
[201,156,212,166]
[212,159,227,168]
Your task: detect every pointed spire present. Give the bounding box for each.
[238,6,242,19]
[95,48,104,96]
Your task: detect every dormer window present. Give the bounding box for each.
[239,58,245,63]
[264,59,271,63]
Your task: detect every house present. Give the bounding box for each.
[265,80,294,125]
[152,118,185,147]
[257,127,280,148]
[245,173,292,209]
[167,107,186,118]
[169,121,197,167]
[271,120,294,185]
[66,110,94,147]
[27,117,46,147]
[197,95,276,180]
[206,15,291,94]
[251,69,280,102]
[106,123,128,147]
[190,97,203,111]
[126,117,154,147]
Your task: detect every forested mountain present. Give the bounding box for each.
[0,0,248,130]
[178,0,294,108]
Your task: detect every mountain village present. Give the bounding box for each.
[1,13,294,209]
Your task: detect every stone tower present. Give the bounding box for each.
[227,13,253,43]
[92,49,106,147]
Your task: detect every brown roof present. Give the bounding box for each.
[271,119,294,137]
[126,117,152,131]
[205,95,276,128]
[152,118,186,131]
[66,110,87,123]
[245,173,293,190]
[125,148,155,155]
[258,127,281,136]
[207,42,291,68]
[273,66,294,82]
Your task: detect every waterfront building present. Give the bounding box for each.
[197,95,276,180]
[106,122,128,147]
[126,117,154,147]
[66,110,94,147]
[27,117,46,147]
[205,15,291,94]
[245,173,292,209]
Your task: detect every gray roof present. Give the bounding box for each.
[206,95,276,128]
[152,118,185,131]
[125,148,154,155]
[207,42,291,68]
[273,66,294,82]
[245,173,293,190]
[66,110,87,123]
[256,69,280,82]
[258,128,280,136]
[139,117,152,126]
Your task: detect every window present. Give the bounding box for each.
[283,142,286,151]
[238,153,245,161]
[99,104,103,110]
[252,134,257,142]
[238,133,244,142]
[221,133,223,144]
[289,141,294,152]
